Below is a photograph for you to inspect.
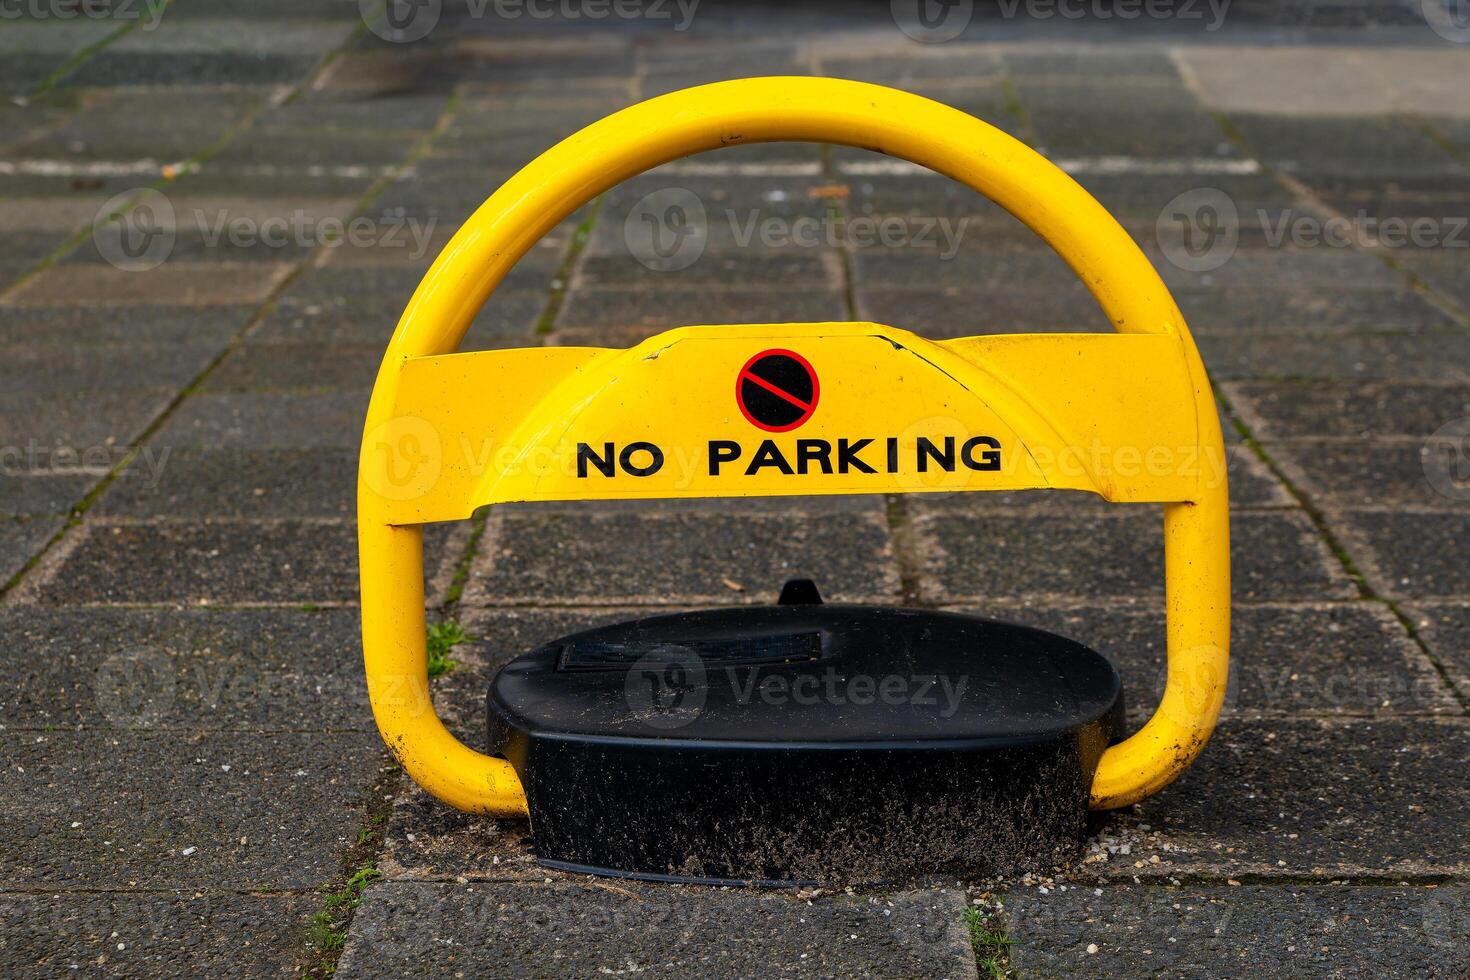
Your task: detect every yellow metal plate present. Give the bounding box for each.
[362,323,1216,525]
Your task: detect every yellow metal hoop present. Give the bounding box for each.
[359,77,1229,817]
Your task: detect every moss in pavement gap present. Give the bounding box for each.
[302,758,401,978]
[534,195,604,336]
[306,865,383,958]
[964,905,1014,979]
[440,506,488,609]
[998,76,1034,142]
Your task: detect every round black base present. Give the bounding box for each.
[487,596,1124,886]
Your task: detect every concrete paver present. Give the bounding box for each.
[1006,883,1470,979]
[337,882,978,980]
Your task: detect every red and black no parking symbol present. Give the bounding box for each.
[736,349,819,432]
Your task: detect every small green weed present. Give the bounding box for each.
[964,906,1013,979]
[426,621,470,678]
[306,864,383,970]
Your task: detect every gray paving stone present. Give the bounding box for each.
[0,892,316,979]
[0,606,369,731]
[165,0,356,20]
[1304,172,1470,211]
[854,284,1108,336]
[98,447,356,519]
[975,601,1454,723]
[1027,107,1235,159]
[1154,249,1402,291]
[452,48,636,87]
[1308,192,1470,236]
[5,262,293,308]
[0,53,72,97]
[337,881,977,980]
[1090,719,1470,880]
[1229,114,1463,178]
[1200,332,1470,382]
[1002,49,1179,78]
[849,247,1075,290]
[1224,382,1470,441]
[253,284,546,348]
[447,99,621,138]
[203,343,383,393]
[0,305,252,347]
[0,344,221,396]
[914,509,1352,603]
[1393,251,1470,314]
[250,293,410,347]
[1012,77,1200,114]
[147,167,378,203]
[1175,286,1460,334]
[422,131,574,170]
[1181,44,1470,121]
[32,520,362,606]
[0,262,33,291]
[599,178,831,227]
[1407,601,1470,697]
[154,390,369,450]
[367,181,510,230]
[1071,174,1300,222]
[839,177,1019,224]
[12,90,265,160]
[0,730,380,889]
[585,188,834,257]
[1226,448,1294,507]
[466,509,899,606]
[72,224,316,268]
[317,232,456,276]
[0,473,97,517]
[575,250,838,290]
[0,388,173,454]
[31,519,458,606]
[204,129,411,171]
[460,290,548,348]
[1338,510,1470,601]
[555,287,849,335]
[1269,440,1470,509]
[0,231,65,272]
[0,515,61,584]
[0,96,72,139]
[268,92,450,134]
[0,21,115,57]
[822,51,1003,82]
[1006,883,1470,979]
[0,196,112,235]
[106,18,355,55]
[310,49,444,96]
[60,52,323,88]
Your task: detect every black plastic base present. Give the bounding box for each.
[488,590,1124,886]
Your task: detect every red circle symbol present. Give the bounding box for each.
[736,349,819,432]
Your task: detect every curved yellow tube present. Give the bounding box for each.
[359,76,1229,816]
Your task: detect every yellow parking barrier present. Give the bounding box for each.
[359,76,1229,818]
